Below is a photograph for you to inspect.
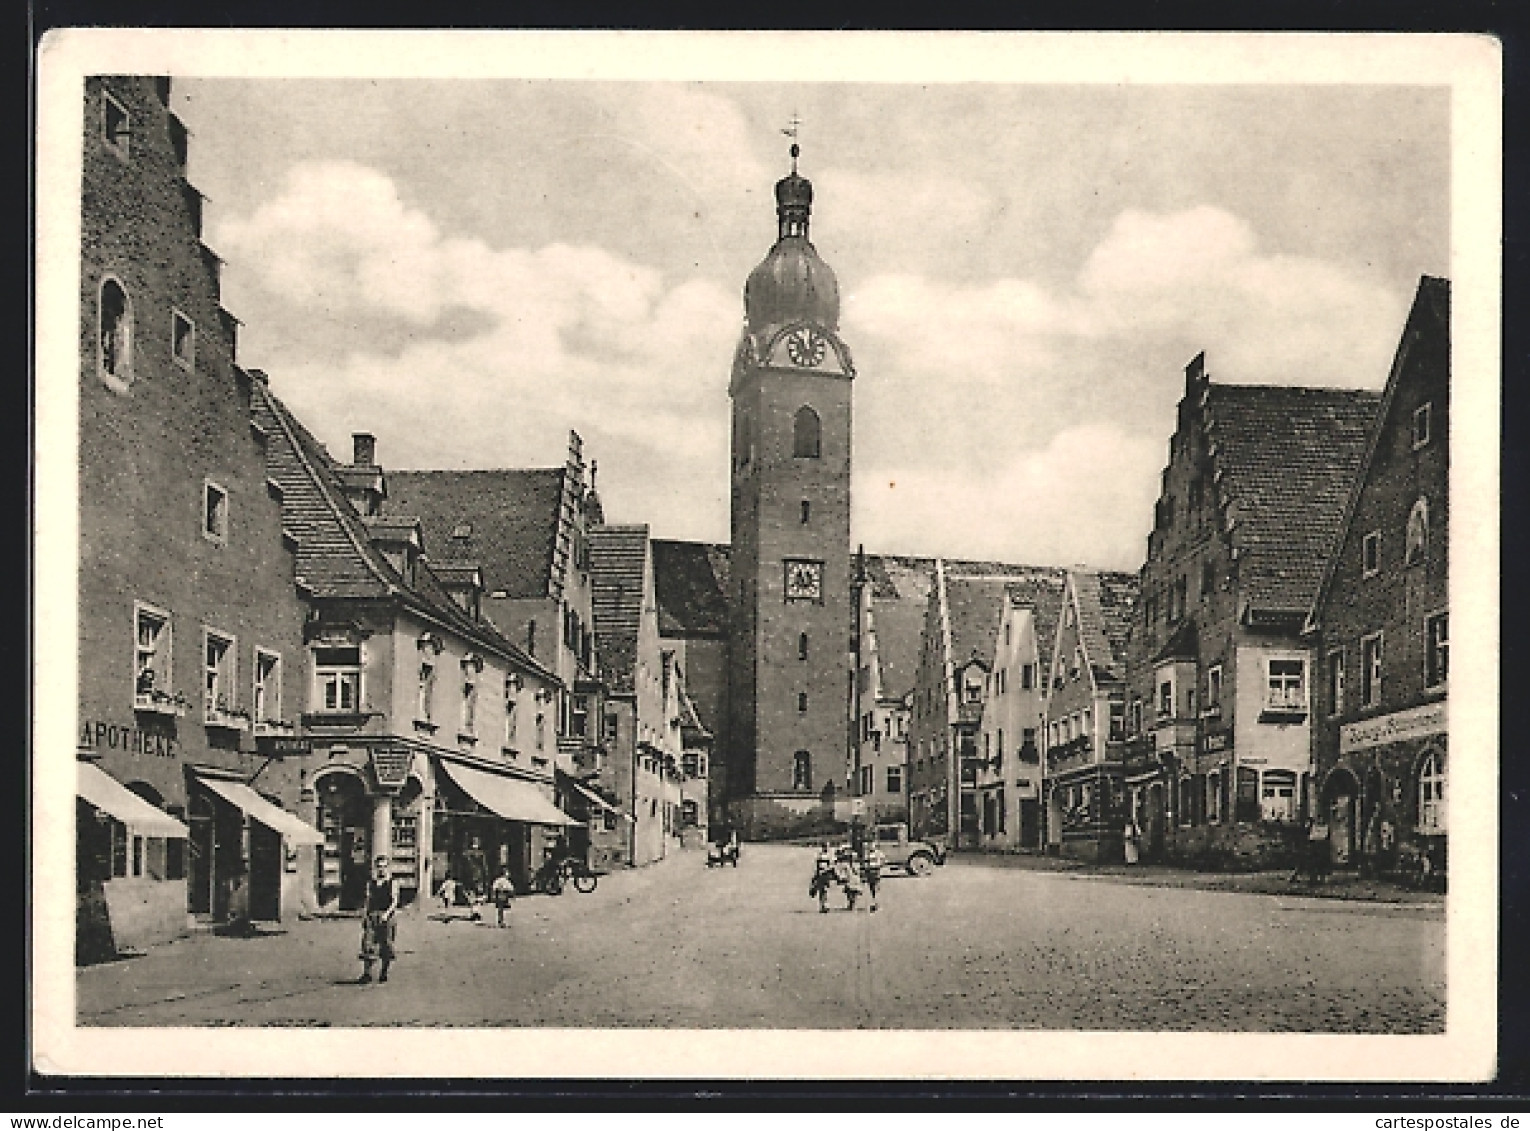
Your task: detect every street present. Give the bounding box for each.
[77,845,1445,1032]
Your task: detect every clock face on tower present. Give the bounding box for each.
[785,327,828,368]
[784,559,824,603]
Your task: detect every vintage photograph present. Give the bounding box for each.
[34,31,1499,1080]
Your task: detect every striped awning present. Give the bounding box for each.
[78,762,188,838]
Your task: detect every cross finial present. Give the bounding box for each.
[781,113,802,172]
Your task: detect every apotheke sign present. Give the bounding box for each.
[1340,701,1446,755]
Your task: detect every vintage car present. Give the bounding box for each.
[871,823,947,875]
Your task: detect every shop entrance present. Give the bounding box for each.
[1324,769,1360,868]
[316,772,371,910]
[186,785,248,922]
[247,821,282,921]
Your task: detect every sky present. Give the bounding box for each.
[171,74,1449,572]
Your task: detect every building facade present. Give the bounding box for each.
[1041,571,1137,862]
[726,149,855,839]
[1307,277,1449,882]
[1122,354,1379,868]
[76,75,319,959]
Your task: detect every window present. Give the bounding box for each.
[798,633,809,661]
[1325,649,1345,716]
[1129,699,1143,737]
[1405,498,1429,566]
[171,310,195,370]
[1412,402,1432,449]
[793,406,821,459]
[133,603,172,705]
[1021,663,1035,690]
[314,646,361,713]
[570,694,589,738]
[1178,777,1194,826]
[504,683,519,747]
[683,752,700,778]
[797,691,809,713]
[1361,634,1383,709]
[887,766,902,794]
[1362,531,1381,578]
[603,712,618,742]
[526,620,537,656]
[1418,749,1446,833]
[535,713,546,750]
[201,480,228,544]
[792,750,812,791]
[253,649,281,724]
[98,278,133,391]
[1266,658,1305,713]
[1425,611,1448,688]
[1206,665,1223,712]
[1260,770,1297,823]
[1208,771,1222,824]
[417,662,436,722]
[964,672,982,703]
[1171,577,1187,622]
[800,500,811,524]
[1144,597,1158,630]
[1201,559,1217,601]
[1158,679,1173,720]
[1108,702,1124,741]
[203,630,235,719]
[102,90,130,157]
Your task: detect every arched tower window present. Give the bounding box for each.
[793,406,821,459]
[1405,497,1429,566]
[98,277,133,391]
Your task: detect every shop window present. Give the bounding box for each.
[197,480,228,545]
[133,602,172,707]
[110,820,129,878]
[1207,772,1222,823]
[1361,633,1383,709]
[1425,611,1449,689]
[1405,498,1429,567]
[792,750,812,791]
[172,309,195,370]
[203,628,236,720]
[1362,531,1381,578]
[98,278,134,391]
[1266,658,1305,714]
[253,649,281,725]
[1326,649,1345,717]
[1418,749,1446,833]
[102,90,131,157]
[1260,770,1297,823]
[793,406,821,459]
[887,765,902,794]
[314,646,361,713]
[1412,402,1432,449]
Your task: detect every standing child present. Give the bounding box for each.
[358,855,398,984]
[438,873,459,912]
[490,868,514,928]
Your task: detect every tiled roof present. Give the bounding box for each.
[944,576,1015,670]
[1003,575,1068,669]
[679,689,712,743]
[1071,570,1139,683]
[590,525,650,696]
[251,380,550,678]
[384,469,566,600]
[1205,383,1380,616]
[652,539,731,638]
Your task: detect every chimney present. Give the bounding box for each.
[353,433,377,467]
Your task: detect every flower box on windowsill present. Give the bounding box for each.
[252,719,296,738]
[134,691,188,717]
[412,718,439,735]
[457,733,478,747]
[205,707,251,732]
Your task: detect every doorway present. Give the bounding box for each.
[1144,782,1166,860]
[316,772,370,910]
[247,820,282,921]
[1324,769,1360,867]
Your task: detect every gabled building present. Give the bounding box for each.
[590,524,684,866]
[1122,354,1380,867]
[1306,277,1449,879]
[1042,570,1137,861]
[253,389,572,905]
[975,576,1066,850]
[76,75,320,958]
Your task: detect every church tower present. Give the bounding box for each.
[727,145,855,838]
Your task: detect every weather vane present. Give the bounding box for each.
[781,113,802,170]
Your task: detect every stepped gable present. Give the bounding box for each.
[860,555,936,701]
[651,539,731,638]
[589,525,650,696]
[251,381,547,675]
[385,468,566,600]
[1204,383,1381,618]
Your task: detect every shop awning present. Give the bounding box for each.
[439,760,582,826]
[78,762,189,838]
[563,776,635,823]
[195,776,325,845]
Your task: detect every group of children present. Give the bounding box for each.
[436,868,517,927]
[810,842,887,913]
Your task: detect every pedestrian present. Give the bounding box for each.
[836,846,863,911]
[466,883,485,922]
[358,855,398,984]
[1123,819,1141,865]
[1309,818,1331,883]
[490,868,514,928]
[863,842,886,912]
[812,842,835,913]
[438,873,459,912]
[1291,817,1314,882]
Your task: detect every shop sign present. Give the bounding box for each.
[1340,701,1447,755]
[259,736,312,757]
[371,746,414,789]
[78,720,176,758]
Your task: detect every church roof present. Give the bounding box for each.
[589,525,650,696]
[384,468,567,601]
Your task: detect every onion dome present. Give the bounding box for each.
[743,144,840,333]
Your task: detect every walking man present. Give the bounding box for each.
[812,842,835,913]
[490,867,514,928]
[358,855,398,984]
[863,842,886,913]
[836,846,863,911]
